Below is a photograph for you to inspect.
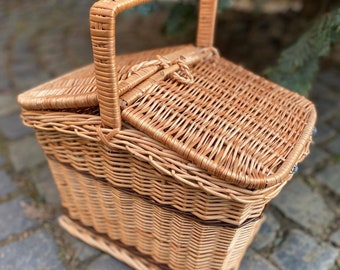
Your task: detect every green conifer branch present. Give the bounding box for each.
[265,8,340,95]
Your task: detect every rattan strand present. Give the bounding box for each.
[52,158,263,270]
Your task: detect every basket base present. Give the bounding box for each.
[58,215,166,270]
[59,214,264,270]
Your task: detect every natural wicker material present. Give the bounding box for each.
[18,45,192,110]
[25,114,287,226]
[59,214,263,270]
[59,216,165,270]
[18,0,317,269]
[52,158,263,270]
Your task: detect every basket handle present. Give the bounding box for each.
[90,0,218,129]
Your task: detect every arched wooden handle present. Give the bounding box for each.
[90,0,218,129]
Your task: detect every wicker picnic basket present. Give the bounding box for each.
[18,0,317,269]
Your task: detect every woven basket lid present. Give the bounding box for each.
[18,46,191,110]
[18,45,316,189]
[120,50,316,189]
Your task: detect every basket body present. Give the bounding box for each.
[49,157,263,270]
[34,126,287,226]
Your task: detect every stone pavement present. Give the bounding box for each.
[0,1,339,269]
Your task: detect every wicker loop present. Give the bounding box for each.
[128,55,194,84]
[171,58,194,84]
[126,47,219,87]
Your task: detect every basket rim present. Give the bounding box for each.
[22,107,315,191]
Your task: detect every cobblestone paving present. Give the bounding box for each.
[0,1,339,269]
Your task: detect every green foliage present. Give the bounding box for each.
[264,8,340,95]
[164,0,234,36]
[218,0,235,12]
[126,0,235,38]
[164,2,197,36]
[128,2,159,15]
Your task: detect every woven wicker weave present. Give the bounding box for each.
[18,0,316,269]
[52,158,263,270]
